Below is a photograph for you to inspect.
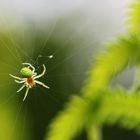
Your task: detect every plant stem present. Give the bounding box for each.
[131,66,140,92]
[87,126,102,140]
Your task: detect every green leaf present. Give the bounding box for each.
[82,34,140,98]
[46,96,88,140]
[46,34,140,140]
[99,90,140,133]
[127,0,140,33]
[46,1,140,138]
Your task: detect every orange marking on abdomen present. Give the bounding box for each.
[27,77,36,87]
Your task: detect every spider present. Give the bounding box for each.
[9,63,50,101]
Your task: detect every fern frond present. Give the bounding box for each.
[46,34,140,140]
[46,0,140,139]
[82,34,140,98]
[99,90,140,133]
[127,0,140,33]
[46,96,88,140]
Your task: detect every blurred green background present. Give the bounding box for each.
[0,0,138,140]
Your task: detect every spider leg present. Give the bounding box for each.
[15,80,25,84]
[35,80,50,89]
[9,74,22,80]
[23,87,30,101]
[17,84,26,92]
[22,63,35,72]
[34,64,46,79]
[32,72,37,78]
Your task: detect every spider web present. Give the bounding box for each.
[0,15,96,140]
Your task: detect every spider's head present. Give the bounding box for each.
[20,67,33,77]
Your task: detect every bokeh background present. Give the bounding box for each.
[0,0,137,140]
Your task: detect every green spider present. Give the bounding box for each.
[9,63,49,101]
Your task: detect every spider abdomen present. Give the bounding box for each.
[21,67,33,77]
[27,77,36,88]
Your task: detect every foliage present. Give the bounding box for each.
[127,0,140,33]
[45,0,140,140]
